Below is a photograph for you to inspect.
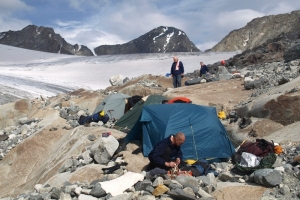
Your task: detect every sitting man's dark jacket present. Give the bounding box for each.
[148,134,183,170]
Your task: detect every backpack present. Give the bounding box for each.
[78,115,93,125]
[232,139,274,165]
[78,113,110,125]
[93,113,110,124]
[234,152,277,174]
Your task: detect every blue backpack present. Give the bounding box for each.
[78,112,110,125]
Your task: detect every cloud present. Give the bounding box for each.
[0,17,31,32]
[66,0,106,12]
[196,41,218,52]
[85,1,187,42]
[50,0,187,49]
[54,19,81,27]
[216,9,264,30]
[53,20,125,50]
[264,2,300,15]
[0,0,33,32]
[0,0,33,15]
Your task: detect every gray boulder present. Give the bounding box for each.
[284,44,300,62]
[175,175,200,193]
[217,66,232,80]
[90,135,119,164]
[250,169,282,187]
[90,183,106,198]
[244,79,268,90]
[168,188,197,200]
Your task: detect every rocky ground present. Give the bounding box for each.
[0,59,300,200]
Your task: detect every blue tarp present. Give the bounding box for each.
[125,103,235,161]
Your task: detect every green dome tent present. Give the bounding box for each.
[93,93,130,120]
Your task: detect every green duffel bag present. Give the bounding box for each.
[235,152,277,174]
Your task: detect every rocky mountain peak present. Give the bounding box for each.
[0,25,94,56]
[211,10,300,52]
[94,26,200,55]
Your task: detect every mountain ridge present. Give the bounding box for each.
[0,25,94,56]
[94,26,200,55]
[210,10,300,52]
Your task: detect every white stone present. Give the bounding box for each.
[109,75,126,86]
[75,187,82,195]
[77,110,86,117]
[8,134,16,139]
[274,166,285,173]
[34,184,43,192]
[60,193,72,200]
[78,194,97,200]
[238,178,245,183]
[18,117,28,124]
[244,77,254,84]
[81,188,91,194]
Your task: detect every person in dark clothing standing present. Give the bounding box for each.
[170,56,184,88]
[148,132,186,170]
[199,62,209,78]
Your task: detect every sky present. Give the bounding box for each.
[1,0,300,51]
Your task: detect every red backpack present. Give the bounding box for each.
[232,139,274,164]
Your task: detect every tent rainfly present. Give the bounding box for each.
[93,93,131,120]
[125,103,235,161]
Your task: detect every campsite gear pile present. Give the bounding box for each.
[167,165,192,179]
[231,139,280,173]
[180,159,219,177]
[78,110,110,125]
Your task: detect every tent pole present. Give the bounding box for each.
[190,123,198,160]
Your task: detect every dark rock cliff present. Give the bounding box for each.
[94,26,200,55]
[211,10,300,53]
[226,30,300,67]
[0,25,94,56]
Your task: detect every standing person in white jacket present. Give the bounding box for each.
[170,56,184,88]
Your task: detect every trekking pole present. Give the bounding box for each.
[235,137,249,152]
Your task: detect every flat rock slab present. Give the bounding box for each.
[212,182,267,200]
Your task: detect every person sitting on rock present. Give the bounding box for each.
[148,132,186,170]
[199,61,209,78]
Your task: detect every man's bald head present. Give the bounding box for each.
[174,132,185,146]
[173,56,178,62]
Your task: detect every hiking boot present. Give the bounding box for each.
[239,117,252,129]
